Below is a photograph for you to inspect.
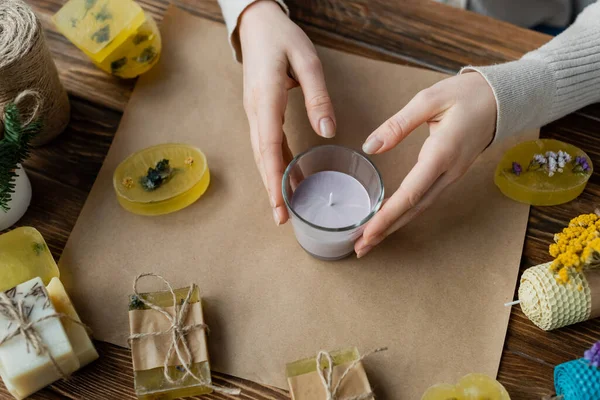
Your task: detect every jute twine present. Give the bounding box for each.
[0,288,92,379]
[316,347,388,400]
[128,273,242,396]
[0,0,70,146]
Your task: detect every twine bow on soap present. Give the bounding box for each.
[316,347,388,400]
[0,284,91,379]
[128,273,241,396]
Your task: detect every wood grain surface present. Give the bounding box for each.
[1,0,599,399]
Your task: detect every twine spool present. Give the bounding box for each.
[0,0,70,146]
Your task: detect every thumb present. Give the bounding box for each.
[362,88,445,155]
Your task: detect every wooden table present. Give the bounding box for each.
[2,0,600,398]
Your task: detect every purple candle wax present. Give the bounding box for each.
[291,171,371,229]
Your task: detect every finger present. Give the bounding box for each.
[362,138,455,243]
[291,54,337,138]
[356,172,457,258]
[257,82,290,225]
[362,88,446,155]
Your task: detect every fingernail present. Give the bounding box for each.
[273,209,281,226]
[362,137,383,154]
[319,117,336,138]
[356,245,373,259]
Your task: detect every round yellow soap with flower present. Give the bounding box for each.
[113,143,210,216]
[495,139,592,206]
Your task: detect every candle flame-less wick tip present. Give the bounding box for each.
[328,192,333,206]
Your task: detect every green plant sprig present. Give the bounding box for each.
[0,103,40,212]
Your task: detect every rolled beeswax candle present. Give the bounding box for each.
[286,348,373,400]
[0,277,79,400]
[54,0,161,78]
[0,227,59,292]
[46,278,98,368]
[128,277,212,400]
[518,263,600,331]
[554,359,600,400]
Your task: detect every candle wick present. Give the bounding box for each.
[328,192,333,206]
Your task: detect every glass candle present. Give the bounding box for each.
[282,145,384,261]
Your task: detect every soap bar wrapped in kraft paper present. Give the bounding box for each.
[286,347,386,400]
[128,273,239,400]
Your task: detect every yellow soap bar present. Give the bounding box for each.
[421,374,510,400]
[46,278,99,368]
[113,144,210,216]
[0,227,59,292]
[54,0,161,78]
[495,139,592,206]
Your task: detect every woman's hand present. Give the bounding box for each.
[355,72,497,258]
[239,0,336,226]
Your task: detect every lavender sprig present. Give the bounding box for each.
[584,341,600,368]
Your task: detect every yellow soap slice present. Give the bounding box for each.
[455,374,510,400]
[495,139,592,206]
[420,384,461,400]
[0,227,59,292]
[53,0,146,63]
[47,278,99,368]
[94,14,161,78]
[113,144,210,216]
[53,0,161,78]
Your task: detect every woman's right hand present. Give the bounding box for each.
[239,0,336,226]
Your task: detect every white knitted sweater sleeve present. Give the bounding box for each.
[462,1,600,142]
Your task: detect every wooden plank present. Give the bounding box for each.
[1,0,599,399]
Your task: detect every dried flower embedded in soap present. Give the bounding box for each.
[549,212,600,284]
[121,177,134,189]
[91,25,110,43]
[585,341,600,368]
[94,4,112,22]
[511,162,522,176]
[185,156,194,166]
[520,150,590,178]
[140,159,172,191]
[134,46,157,64]
[574,156,592,174]
[32,242,47,256]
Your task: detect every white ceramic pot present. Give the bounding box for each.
[0,164,32,231]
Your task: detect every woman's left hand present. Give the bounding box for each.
[355,72,497,258]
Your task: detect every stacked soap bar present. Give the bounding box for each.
[421,373,510,400]
[286,347,372,400]
[129,286,212,400]
[0,227,59,292]
[0,227,99,399]
[0,277,98,399]
[53,0,161,78]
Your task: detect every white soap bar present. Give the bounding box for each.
[46,278,99,368]
[0,277,79,399]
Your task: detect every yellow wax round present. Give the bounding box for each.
[0,227,60,292]
[495,139,592,206]
[421,374,510,400]
[113,144,210,216]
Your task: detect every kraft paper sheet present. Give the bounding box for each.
[60,6,538,398]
